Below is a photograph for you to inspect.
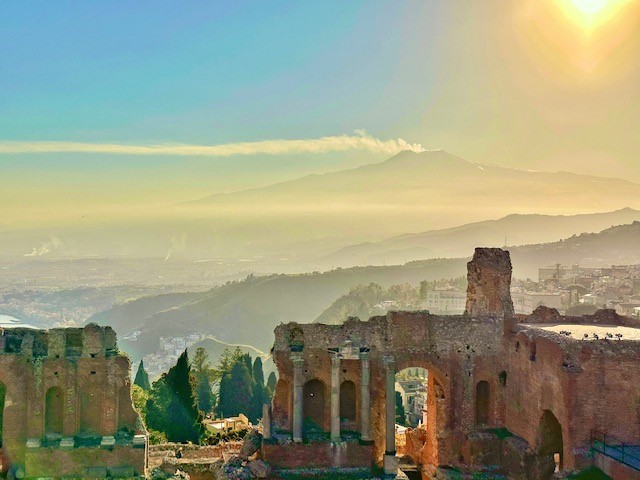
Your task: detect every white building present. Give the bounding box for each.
[422,288,466,315]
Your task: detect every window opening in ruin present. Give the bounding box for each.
[0,381,5,447]
[45,387,64,435]
[537,410,564,472]
[340,380,356,422]
[499,371,507,387]
[303,379,325,434]
[530,342,537,361]
[475,381,490,426]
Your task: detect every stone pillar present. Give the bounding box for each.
[262,403,272,440]
[331,354,341,442]
[292,353,304,442]
[360,351,372,442]
[383,355,398,475]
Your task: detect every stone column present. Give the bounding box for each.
[360,351,372,442]
[292,353,304,442]
[383,355,398,475]
[331,354,341,442]
[262,403,272,440]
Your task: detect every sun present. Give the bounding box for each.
[571,0,609,14]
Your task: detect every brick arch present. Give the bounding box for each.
[391,358,451,470]
[303,379,326,434]
[45,386,64,435]
[536,410,564,472]
[340,380,356,422]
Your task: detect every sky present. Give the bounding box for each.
[1,0,640,224]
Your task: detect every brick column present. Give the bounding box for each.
[360,351,372,442]
[291,353,304,442]
[331,354,341,442]
[383,355,398,475]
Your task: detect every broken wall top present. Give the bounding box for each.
[0,323,119,359]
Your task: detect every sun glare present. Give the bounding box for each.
[572,0,609,14]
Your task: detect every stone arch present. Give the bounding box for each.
[393,357,450,471]
[45,387,64,435]
[80,389,103,435]
[340,380,356,422]
[0,381,5,447]
[272,379,292,431]
[537,410,564,472]
[475,381,490,426]
[303,379,326,433]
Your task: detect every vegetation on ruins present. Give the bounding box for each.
[134,359,151,391]
[145,350,205,443]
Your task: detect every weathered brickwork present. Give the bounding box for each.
[268,248,640,479]
[0,324,147,478]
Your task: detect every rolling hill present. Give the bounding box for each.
[91,221,640,361]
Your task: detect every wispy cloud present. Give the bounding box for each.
[0,131,425,157]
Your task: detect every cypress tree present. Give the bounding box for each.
[164,350,205,442]
[134,360,151,391]
[249,357,268,422]
[266,372,277,396]
[196,374,213,414]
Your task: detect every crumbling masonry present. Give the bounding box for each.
[265,248,640,479]
[0,324,147,479]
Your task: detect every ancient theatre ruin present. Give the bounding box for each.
[0,324,147,478]
[264,248,640,479]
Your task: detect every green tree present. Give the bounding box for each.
[249,357,269,422]
[266,372,277,396]
[146,350,205,443]
[220,358,253,418]
[192,347,214,414]
[395,391,406,426]
[134,360,151,391]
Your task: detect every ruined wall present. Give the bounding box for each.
[0,324,147,478]
[503,312,640,471]
[269,247,640,479]
[270,249,513,471]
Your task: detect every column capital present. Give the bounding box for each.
[331,353,341,366]
[290,352,304,365]
[359,350,370,361]
[382,354,395,367]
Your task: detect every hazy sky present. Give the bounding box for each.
[1,0,640,223]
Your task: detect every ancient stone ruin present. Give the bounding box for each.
[265,248,640,479]
[0,324,147,479]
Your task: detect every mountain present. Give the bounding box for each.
[4,151,640,264]
[320,208,640,268]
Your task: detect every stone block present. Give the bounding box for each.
[109,465,135,478]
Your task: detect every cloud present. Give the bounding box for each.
[0,131,426,157]
[24,236,62,257]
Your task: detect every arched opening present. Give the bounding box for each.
[475,381,490,426]
[80,389,103,435]
[0,382,5,447]
[45,387,64,435]
[340,380,356,422]
[395,367,429,480]
[303,379,325,433]
[537,410,564,473]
